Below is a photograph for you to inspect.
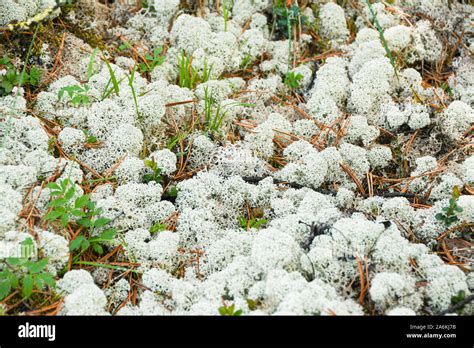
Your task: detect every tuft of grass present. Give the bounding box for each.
[222,0,230,32]
[177,51,214,89]
[365,0,399,80]
[202,87,255,134]
[87,47,99,80]
[103,54,121,96]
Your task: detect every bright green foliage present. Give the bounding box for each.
[239,216,268,230]
[139,47,165,74]
[83,129,98,143]
[177,51,213,89]
[0,239,55,300]
[69,229,116,255]
[43,179,116,255]
[435,186,463,227]
[143,158,163,184]
[58,84,91,106]
[149,222,167,234]
[284,71,303,89]
[218,303,243,316]
[0,56,42,96]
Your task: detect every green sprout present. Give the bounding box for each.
[435,186,463,227]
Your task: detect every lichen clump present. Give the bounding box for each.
[0,0,473,317]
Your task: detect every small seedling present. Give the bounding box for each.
[139,47,165,74]
[83,130,98,144]
[0,238,55,300]
[0,56,42,96]
[58,84,91,106]
[149,221,167,234]
[143,158,163,184]
[239,216,268,230]
[435,186,463,227]
[218,303,243,316]
[451,290,466,305]
[284,71,303,89]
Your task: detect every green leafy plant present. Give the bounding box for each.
[70,229,116,255]
[83,129,98,144]
[0,56,42,96]
[435,186,463,227]
[139,47,166,74]
[149,221,167,234]
[143,158,163,184]
[0,239,55,300]
[58,84,91,106]
[218,303,243,316]
[451,290,466,305]
[239,216,268,230]
[284,71,303,89]
[43,179,116,256]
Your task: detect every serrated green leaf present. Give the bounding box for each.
[99,229,116,240]
[93,217,111,228]
[22,275,34,298]
[77,218,92,228]
[0,280,12,300]
[70,236,84,251]
[37,273,55,287]
[81,239,90,251]
[35,277,44,290]
[8,272,19,289]
[27,258,49,274]
[64,186,75,200]
[93,244,103,254]
[60,213,69,227]
[6,257,23,266]
[49,197,67,208]
[45,182,60,190]
[43,210,63,221]
[71,209,86,217]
